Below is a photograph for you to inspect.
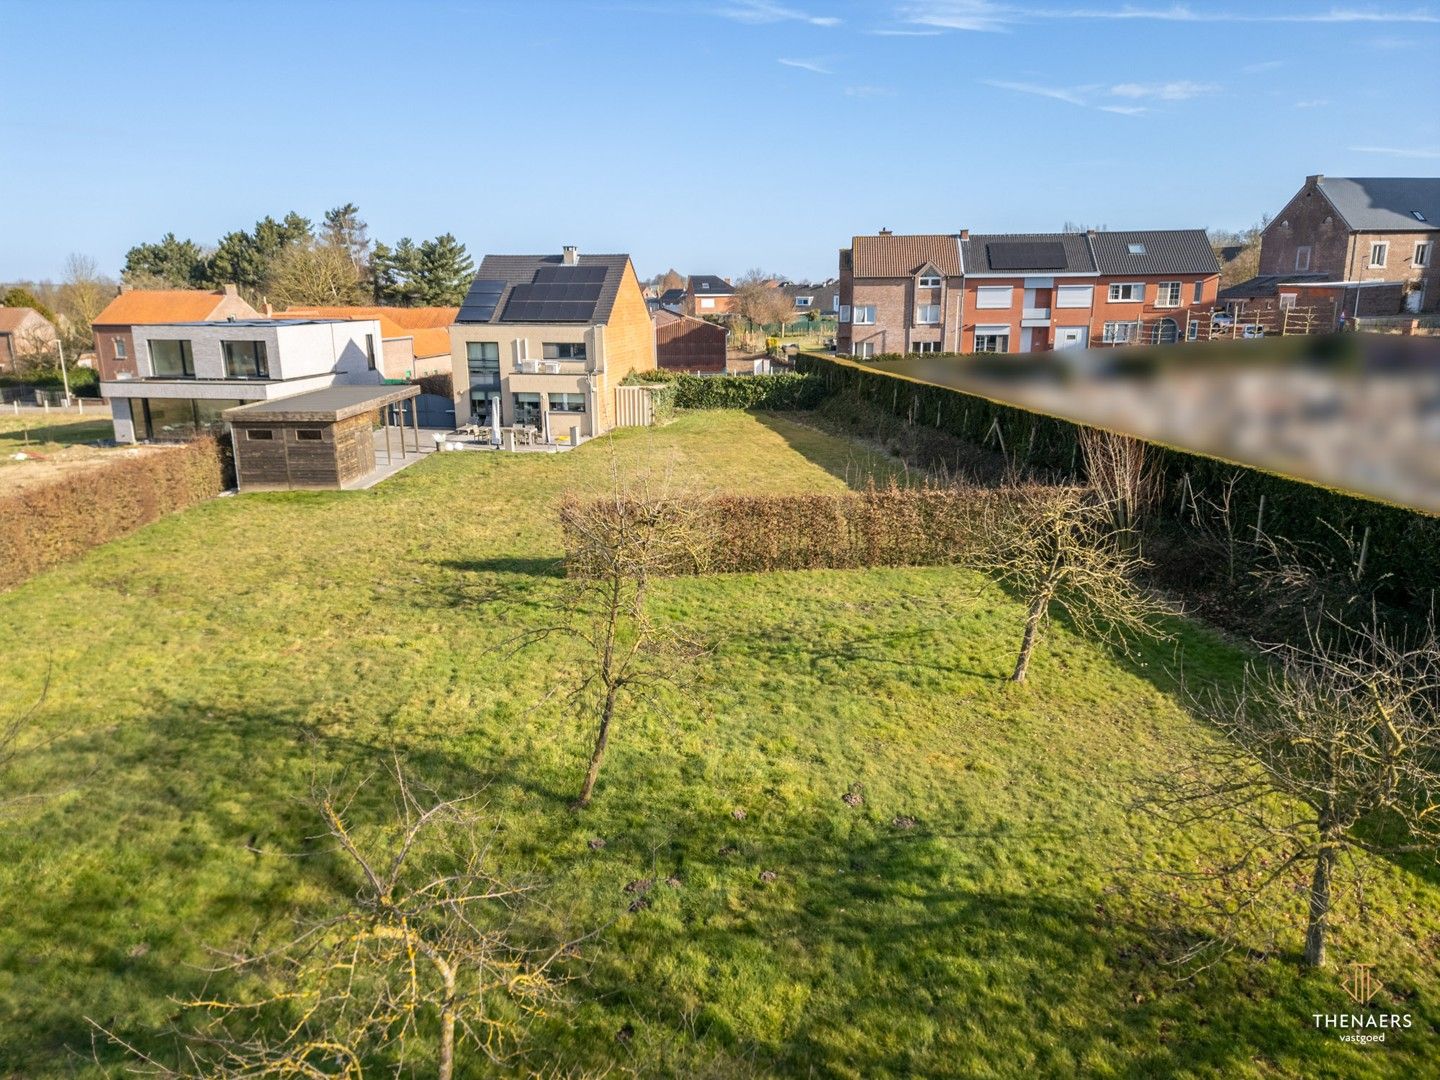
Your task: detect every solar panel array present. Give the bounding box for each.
[502,264,607,322]
[457,278,507,322]
[986,241,1067,271]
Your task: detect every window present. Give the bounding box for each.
[549,392,586,413]
[295,429,323,441]
[699,297,715,310]
[1295,246,1311,271]
[542,342,587,361]
[512,392,542,427]
[133,397,242,441]
[794,295,814,307]
[246,428,274,440]
[916,303,941,325]
[1279,292,1298,311]
[148,339,194,378]
[1186,319,1200,341]
[1413,210,1428,222]
[222,339,269,379]
[831,293,839,311]
[113,337,127,359]
[839,305,851,322]
[466,342,500,390]
[365,333,376,370]
[1193,281,1205,303]
[1055,285,1093,309]
[918,274,942,288]
[853,305,876,325]
[976,286,1013,309]
[1108,283,1144,302]
[913,341,942,353]
[1127,243,1147,255]
[1156,282,1182,308]
[1370,242,1388,268]
[1415,242,1433,268]
[854,341,875,359]
[1102,321,1139,343]
[973,326,1010,353]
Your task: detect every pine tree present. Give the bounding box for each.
[414,233,474,306]
[123,233,205,287]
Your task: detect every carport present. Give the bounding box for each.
[223,384,426,492]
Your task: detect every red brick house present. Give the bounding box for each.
[683,275,736,318]
[91,285,259,380]
[653,308,727,372]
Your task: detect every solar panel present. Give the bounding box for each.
[457,278,507,322]
[986,242,1067,271]
[533,264,607,284]
[500,264,607,321]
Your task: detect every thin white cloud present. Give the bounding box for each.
[867,27,946,35]
[900,2,1440,30]
[1349,145,1440,159]
[897,0,1014,31]
[1294,98,1329,108]
[1109,80,1217,100]
[1099,104,1148,115]
[716,0,840,26]
[779,57,834,73]
[981,78,1091,106]
[1241,59,1285,73]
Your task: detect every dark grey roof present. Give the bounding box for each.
[1317,177,1440,232]
[781,282,838,314]
[1217,272,1330,301]
[687,275,734,295]
[962,233,1097,274]
[222,383,418,423]
[658,287,686,304]
[456,254,631,324]
[1090,230,1220,276]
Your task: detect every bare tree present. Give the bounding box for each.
[58,253,114,353]
[1076,426,1160,537]
[1137,616,1440,969]
[93,761,585,1077]
[265,242,367,307]
[731,269,789,344]
[540,457,713,807]
[977,485,1175,682]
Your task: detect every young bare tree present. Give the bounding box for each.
[58,253,114,353]
[545,458,713,807]
[1137,616,1440,968]
[978,485,1175,682]
[93,761,583,1078]
[265,242,367,306]
[1077,426,1160,538]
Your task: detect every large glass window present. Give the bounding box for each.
[149,339,194,378]
[222,340,269,378]
[542,342,587,361]
[134,397,243,440]
[467,342,501,391]
[549,393,586,413]
[512,392,542,427]
[1156,282,1182,307]
[916,304,941,324]
[853,305,876,325]
[973,329,1010,353]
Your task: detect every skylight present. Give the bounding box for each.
[1414,211,1428,222]
[1127,243,1147,255]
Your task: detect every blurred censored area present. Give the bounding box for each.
[863,334,1440,513]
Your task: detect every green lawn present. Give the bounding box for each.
[0,411,113,464]
[1,410,1437,1078]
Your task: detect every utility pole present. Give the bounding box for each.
[56,338,72,403]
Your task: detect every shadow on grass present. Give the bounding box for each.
[750,411,909,491]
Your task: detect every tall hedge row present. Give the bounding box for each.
[0,437,225,591]
[797,352,1440,619]
[625,372,827,411]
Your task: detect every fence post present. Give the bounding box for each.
[1253,494,1266,541]
[1356,526,1370,580]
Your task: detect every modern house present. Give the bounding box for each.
[0,306,58,372]
[837,228,1219,355]
[276,305,458,379]
[91,285,259,381]
[1244,174,1439,318]
[683,275,736,318]
[102,317,385,443]
[654,308,727,373]
[449,246,657,443]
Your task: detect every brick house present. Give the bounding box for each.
[1254,175,1439,316]
[91,285,259,380]
[0,306,59,372]
[654,308,727,373]
[837,228,1218,355]
[683,275,735,318]
[450,246,657,442]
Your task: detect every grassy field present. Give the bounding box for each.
[1,410,1437,1078]
[0,411,113,462]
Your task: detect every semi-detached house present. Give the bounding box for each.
[837,228,1220,356]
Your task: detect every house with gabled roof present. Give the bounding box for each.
[1252,174,1439,316]
[92,285,259,381]
[683,275,735,318]
[0,306,58,372]
[449,246,656,442]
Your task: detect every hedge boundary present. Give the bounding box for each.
[0,437,226,591]
[624,371,826,411]
[797,352,1440,619]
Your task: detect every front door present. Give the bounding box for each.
[1055,327,1088,349]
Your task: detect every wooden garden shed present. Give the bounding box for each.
[223,384,422,492]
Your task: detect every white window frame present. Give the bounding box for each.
[1295,246,1311,272]
[852,305,876,325]
[1108,282,1145,303]
[915,303,941,325]
[1102,321,1139,343]
[854,341,875,359]
[1278,292,1298,311]
[1369,241,1388,268]
[918,274,942,288]
[1415,242,1433,268]
[1186,319,1200,341]
[975,286,1013,309]
[839,304,851,323]
[1055,285,1093,309]
[113,336,127,359]
[1156,281,1182,308]
[912,341,942,353]
[699,297,715,309]
[794,295,813,307]
[973,325,1010,353]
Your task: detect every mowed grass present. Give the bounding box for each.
[1,410,1438,1078]
[0,412,114,464]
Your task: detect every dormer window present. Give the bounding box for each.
[1127,243,1147,255]
[918,272,941,288]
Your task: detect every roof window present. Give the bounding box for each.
[1127,243,1147,255]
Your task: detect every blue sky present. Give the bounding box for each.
[2,0,1437,283]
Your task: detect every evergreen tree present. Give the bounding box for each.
[322,203,370,272]
[207,230,268,292]
[1,287,55,322]
[414,233,474,306]
[123,233,205,287]
[370,240,397,304]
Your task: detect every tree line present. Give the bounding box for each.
[123,203,476,308]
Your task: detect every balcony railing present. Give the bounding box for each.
[513,359,588,374]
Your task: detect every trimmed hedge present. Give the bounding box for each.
[797,352,1440,621]
[623,371,827,411]
[562,486,1018,576]
[0,437,225,590]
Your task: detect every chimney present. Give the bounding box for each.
[1306,173,1324,185]
[958,229,970,240]
[562,245,579,266]
[222,283,239,298]
[1086,228,1097,236]
[263,302,274,318]
[878,228,892,236]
